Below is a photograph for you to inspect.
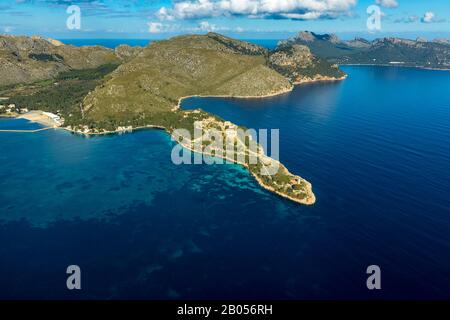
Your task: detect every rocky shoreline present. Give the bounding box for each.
[340,63,450,71]
[294,74,348,85]
[3,73,346,206]
[175,75,346,111]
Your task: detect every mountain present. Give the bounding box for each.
[79,32,344,129]
[79,33,288,128]
[269,43,346,83]
[433,38,450,46]
[278,31,366,59]
[337,37,450,69]
[280,31,450,69]
[75,33,322,204]
[0,35,142,86]
[0,32,348,205]
[0,33,345,128]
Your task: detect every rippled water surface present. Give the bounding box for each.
[1,66,449,299]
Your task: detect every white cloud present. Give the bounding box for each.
[280,11,323,20]
[375,0,398,8]
[420,11,445,23]
[156,0,357,21]
[421,11,435,23]
[147,20,228,34]
[198,21,218,32]
[148,22,165,33]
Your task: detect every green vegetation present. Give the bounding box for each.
[0,33,347,205]
[268,43,345,83]
[28,53,64,62]
[79,34,294,130]
[0,64,119,125]
[206,32,269,56]
[56,64,119,81]
[0,35,127,86]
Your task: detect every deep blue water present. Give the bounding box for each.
[1,66,450,299]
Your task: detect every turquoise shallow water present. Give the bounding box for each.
[1,66,450,299]
[0,125,264,225]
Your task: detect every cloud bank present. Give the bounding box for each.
[375,0,398,9]
[156,0,358,21]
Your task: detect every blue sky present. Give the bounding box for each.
[1,0,449,40]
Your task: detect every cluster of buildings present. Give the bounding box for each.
[0,103,29,115]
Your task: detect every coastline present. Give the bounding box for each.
[63,124,166,136]
[340,63,450,71]
[174,85,295,111]
[0,113,18,118]
[174,135,316,206]
[17,111,60,128]
[64,74,346,137]
[293,74,348,85]
[1,75,346,205]
[0,111,56,132]
[173,75,347,111]
[63,123,316,205]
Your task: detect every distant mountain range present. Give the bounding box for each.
[278,31,450,69]
[2,31,449,129]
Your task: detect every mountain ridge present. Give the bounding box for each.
[0,35,143,86]
[278,31,450,69]
[1,32,343,206]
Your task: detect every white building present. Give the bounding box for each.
[42,111,62,125]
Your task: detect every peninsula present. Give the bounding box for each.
[0,33,348,205]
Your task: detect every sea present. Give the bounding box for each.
[0,39,449,299]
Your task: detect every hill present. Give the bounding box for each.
[269,43,346,83]
[1,33,348,205]
[277,31,366,59]
[80,33,294,129]
[336,37,450,69]
[79,33,345,129]
[0,35,142,86]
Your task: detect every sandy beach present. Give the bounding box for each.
[18,110,61,128]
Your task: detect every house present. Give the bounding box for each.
[6,104,16,113]
[225,129,237,139]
